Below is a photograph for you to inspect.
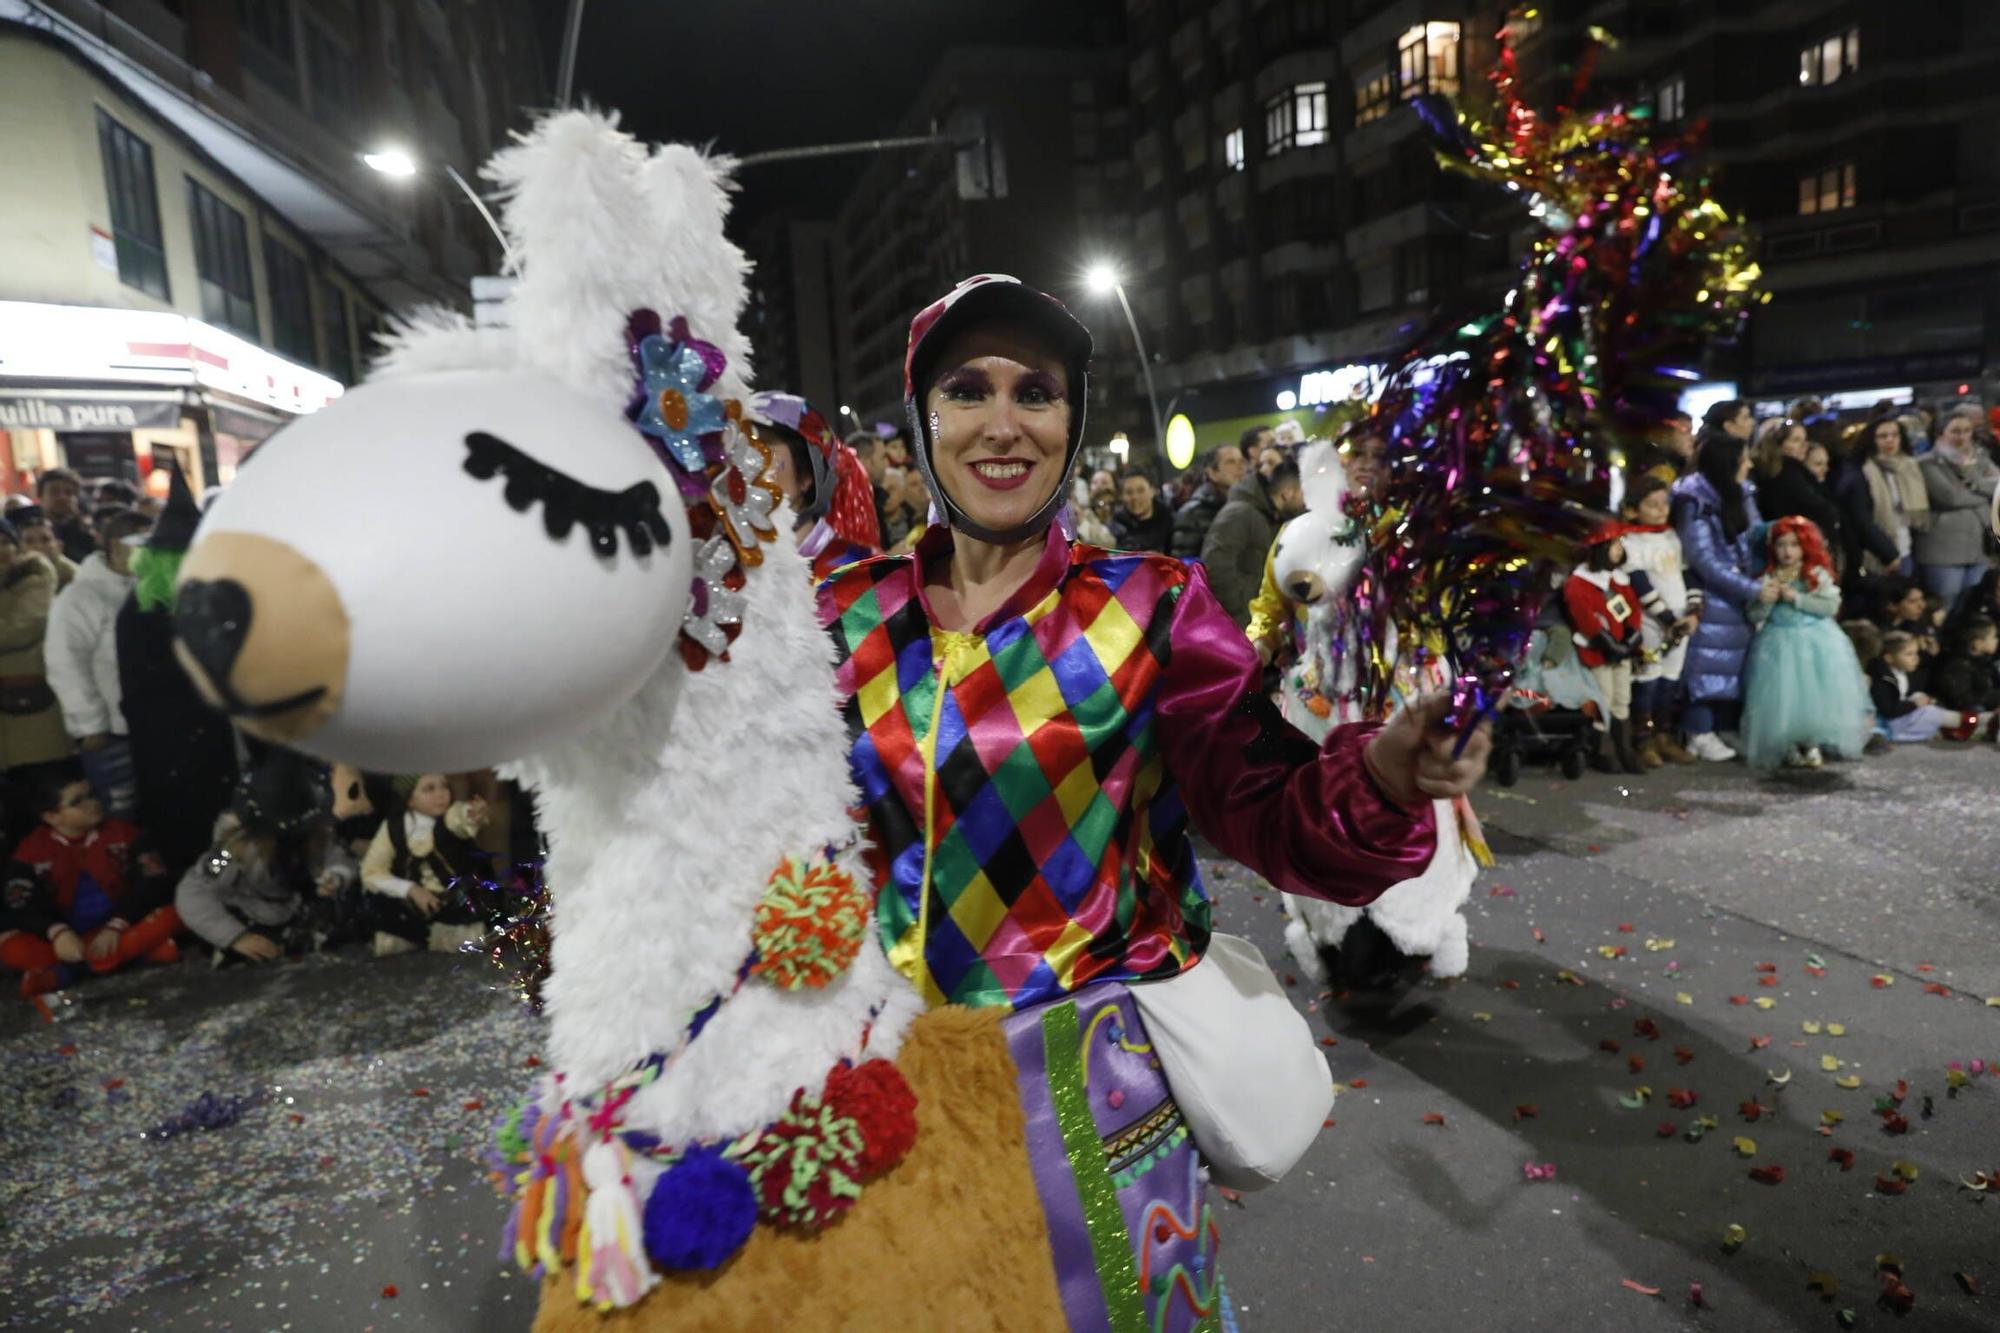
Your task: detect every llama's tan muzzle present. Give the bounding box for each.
[173,531,349,746]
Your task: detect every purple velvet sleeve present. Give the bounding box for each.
[1154,563,1437,906]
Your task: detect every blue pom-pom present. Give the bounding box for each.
[642,1146,758,1271]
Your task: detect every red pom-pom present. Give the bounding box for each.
[824,1059,918,1179]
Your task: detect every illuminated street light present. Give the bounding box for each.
[361,147,418,178]
[1082,260,1162,461]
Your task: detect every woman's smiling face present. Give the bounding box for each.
[922,323,1071,537]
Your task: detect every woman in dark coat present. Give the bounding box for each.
[1672,432,1772,761]
[1751,417,1845,564]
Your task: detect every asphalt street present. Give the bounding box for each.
[2,740,1996,1332]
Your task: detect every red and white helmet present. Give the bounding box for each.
[902,274,1093,544]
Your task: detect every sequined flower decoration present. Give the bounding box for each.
[679,530,747,670]
[636,333,728,473]
[751,856,868,991]
[711,418,783,567]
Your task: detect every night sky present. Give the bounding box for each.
[537,0,1123,236]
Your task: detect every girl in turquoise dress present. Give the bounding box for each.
[1742,516,1869,769]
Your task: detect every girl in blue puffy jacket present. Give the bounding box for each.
[1671,432,1774,762]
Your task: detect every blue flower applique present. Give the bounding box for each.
[636,334,727,472]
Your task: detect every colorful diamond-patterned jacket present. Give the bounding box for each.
[819,522,1439,1012]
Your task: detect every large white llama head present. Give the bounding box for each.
[1272,439,1364,606]
[171,112,755,773]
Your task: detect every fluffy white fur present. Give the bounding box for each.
[370,111,917,1140]
[1274,444,1477,981]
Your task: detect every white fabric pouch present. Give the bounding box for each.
[1129,931,1333,1191]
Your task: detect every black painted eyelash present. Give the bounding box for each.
[463,431,673,558]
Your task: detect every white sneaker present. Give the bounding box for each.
[427,921,487,954]
[1803,745,1824,768]
[1687,732,1737,762]
[372,931,418,958]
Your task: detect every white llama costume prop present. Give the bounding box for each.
[1271,442,1478,982]
[173,112,1235,1332]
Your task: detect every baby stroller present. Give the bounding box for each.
[1490,628,1598,786]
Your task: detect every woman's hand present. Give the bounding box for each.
[1363,692,1493,809]
[51,927,84,964]
[1758,579,1781,604]
[407,885,443,917]
[85,927,121,962]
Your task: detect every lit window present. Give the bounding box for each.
[1224,126,1245,171]
[1656,74,1686,123]
[1263,83,1328,156]
[1398,22,1462,101]
[1799,25,1859,86]
[1263,91,1292,157]
[1798,162,1857,216]
[1355,62,1393,125]
[1294,82,1328,147]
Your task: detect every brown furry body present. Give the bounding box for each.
[532,1005,1065,1332]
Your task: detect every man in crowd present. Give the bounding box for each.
[36,470,96,563]
[115,469,240,879]
[1202,456,1306,627]
[1172,441,1247,558]
[1111,467,1175,553]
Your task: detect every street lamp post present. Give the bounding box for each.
[1086,264,1165,470]
[362,147,512,267]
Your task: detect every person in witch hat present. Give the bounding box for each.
[172,745,357,963]
[115,465,243,879]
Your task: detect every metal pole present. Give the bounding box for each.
[555,0,588,109]
[1112,282,1166,464]
[734,132,960,169]
[443,163,511,266]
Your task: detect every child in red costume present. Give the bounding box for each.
[1564,525,1647,773]
[0,769,179,1000]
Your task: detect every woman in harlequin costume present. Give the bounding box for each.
[745,391,882,581]
[817,275,1491,1189]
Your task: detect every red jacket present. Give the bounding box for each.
[3,820,171,938]
[1564,567,1644,668]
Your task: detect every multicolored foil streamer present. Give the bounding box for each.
[1341,26,1763,729]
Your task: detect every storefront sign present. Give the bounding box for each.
[0,391,183,432]
[1276,352,1472,411]
[0,301,342,416]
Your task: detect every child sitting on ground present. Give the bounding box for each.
[0,767,178,1001]
[1932,616,2000,737]
[361,773,490,956]
[174,749,358,963]
[1741,517,1868,769]
[1868,631,1965,744]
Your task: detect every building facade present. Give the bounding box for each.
[827,46,1135,444]
[1567,0,2000,408]
[0,0,544,494]
[1112,0,1518,456]
[743,215,840,423]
